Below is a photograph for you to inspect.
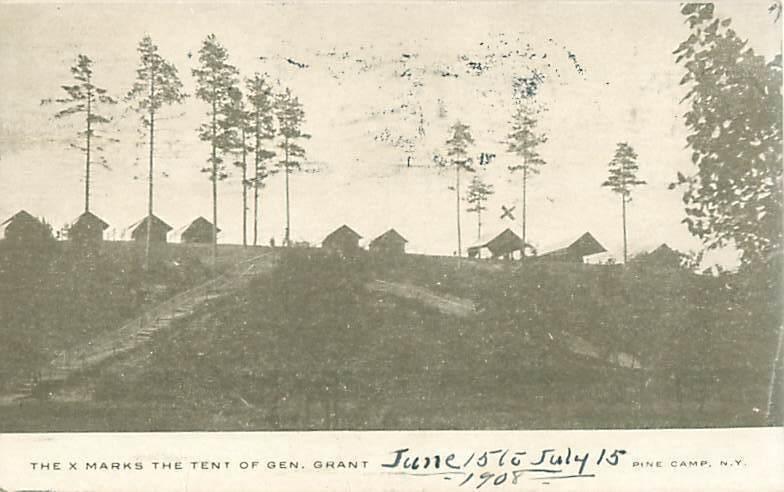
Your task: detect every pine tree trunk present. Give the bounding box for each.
[145,110,155,271]
[85,88,92,213]
[476,206,482,259]
[622,194,628,264]
[253,181,259,246]
[242,127,247,248]
[477,207,482,242]
[284,138,290,246]
[455,164,462,257]
[522,168,527,261]
[144,73,155,272]
[253,114,260,247]
[212,98,218,271]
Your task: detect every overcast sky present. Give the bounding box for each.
[0,2,780,265]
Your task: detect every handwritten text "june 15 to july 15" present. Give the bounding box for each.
[381,446,627,488]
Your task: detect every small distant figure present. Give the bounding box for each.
[269,237,276,248]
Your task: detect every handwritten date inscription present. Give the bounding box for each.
[381,446,627,487]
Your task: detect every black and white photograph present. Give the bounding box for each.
[0,1,782,488]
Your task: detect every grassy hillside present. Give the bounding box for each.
[0,240,268,390]
[4,248,777,431]
[372,253,779,373]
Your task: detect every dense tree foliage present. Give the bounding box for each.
[674,3,782,265]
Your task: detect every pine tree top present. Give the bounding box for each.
[602,142,646,198]
[443,121,475,171]
[506,104,547,174]
[127,35,187,120]
[192,34,239,104]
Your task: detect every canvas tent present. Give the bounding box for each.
[539,232,607,263]
[322,225,363,256]
[369,228,408,255]
[467,228,531,260]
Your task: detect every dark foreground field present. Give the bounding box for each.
[0,246,781,431]
[0,240,267,391]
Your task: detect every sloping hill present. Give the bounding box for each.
[2,248,777,431]
[365,277,641,368]
[2,252,277,402]
[0,242,273,399]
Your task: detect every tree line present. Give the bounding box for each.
[46,34,308,270]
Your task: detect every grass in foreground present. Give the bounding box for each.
[1,249,780,431]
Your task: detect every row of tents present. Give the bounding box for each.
[0,210,218,245]
[322,224,613,264]
[1,209,687,267]
[319,224,686,268]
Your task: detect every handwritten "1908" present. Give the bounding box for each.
[381,446,627,488]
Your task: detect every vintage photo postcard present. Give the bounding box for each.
[0,1,782,490]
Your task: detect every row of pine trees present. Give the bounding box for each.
[48,34,649,268]
[47,34,308,269]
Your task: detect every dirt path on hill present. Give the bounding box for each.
[366,278,642,369]
[2,252,278,403]
[366,279,478,317]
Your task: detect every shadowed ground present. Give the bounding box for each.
[0,246,780,431]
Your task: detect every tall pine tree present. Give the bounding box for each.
[465,174,494,244]
[246,74,277,246]
[223,85,253,247]
[275,87,309,246]
[127,35,186,269]
[193,34,239,267]
[440,121,476,257]
[602,142,646,263]
[506,103,547,260]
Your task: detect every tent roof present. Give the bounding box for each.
[1,209,38,227]
[370,228,408,246]
[323,224,362,243]
[128,214,173,234]
[468,228,522,251]
[569,232,607,255]
[72,211,109,230]
[541,232,606,257]
[183,216,221,233]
